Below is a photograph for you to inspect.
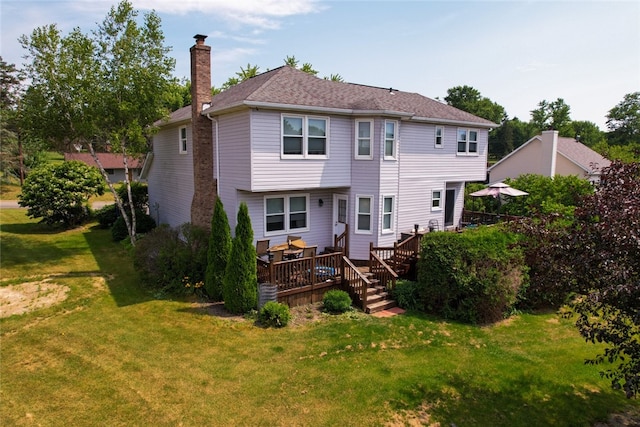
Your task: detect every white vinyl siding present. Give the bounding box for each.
[355,195,373,234]
[179,126,187,154]
[355,120,373,159]
[282,114,329,158]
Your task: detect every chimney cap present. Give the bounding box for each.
[194,34,208,43]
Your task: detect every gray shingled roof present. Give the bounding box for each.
[557,137,611,173]
[163,66,495,127]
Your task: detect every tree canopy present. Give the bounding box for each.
[444,85,506,124]
[19,0,175,245]
[606,91,640,145]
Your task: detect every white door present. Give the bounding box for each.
[333,194,348,238]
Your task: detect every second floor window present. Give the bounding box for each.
[282,115,328,158]
[457,129,478,155]
[179,126,188,154]
[384,121,397,159]
[435,126,444,148]
[355,120,373,159]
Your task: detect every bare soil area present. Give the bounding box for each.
[0,280,69,318]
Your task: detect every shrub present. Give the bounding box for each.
[322,290,352,313]
[258,301,291,328]
[133,223,209,295]
[116,181,148,212]
[417,227,527,324]
[18,160,104,227]
[391,280,421,311]
[95,204,118,228]
[111,210,156,241]
[223,203,257,314]
[205,197,231,301]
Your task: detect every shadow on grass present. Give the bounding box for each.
[0,221,64,235]
[392,371,628,427]
[0,233,88,272]
[83,225,153,308]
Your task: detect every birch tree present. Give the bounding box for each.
[19,0,175,245]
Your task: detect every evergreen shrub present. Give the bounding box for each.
[111,210,156,241]
[391,280,421,311]
[205,197,231,301]
[322,290,352,313]
[259,301,291,328]
[417,227,527,324]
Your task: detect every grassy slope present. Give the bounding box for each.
[1,209,637,426]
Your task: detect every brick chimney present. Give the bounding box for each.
[190,34,217,229]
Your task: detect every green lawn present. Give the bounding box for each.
[1,209,638,426]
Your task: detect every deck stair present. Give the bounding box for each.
[365,285,397,314]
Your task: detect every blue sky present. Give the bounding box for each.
[1,0,639,129]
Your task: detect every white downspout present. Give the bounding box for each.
[206,113,220,187]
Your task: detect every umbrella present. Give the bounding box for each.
[469,182,529,198]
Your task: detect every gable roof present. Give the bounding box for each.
[488,134,610,175]
[164,66,496,127]
[556,137,610,173]
[64,152,142,169]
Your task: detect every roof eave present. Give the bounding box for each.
[410,116,497,129]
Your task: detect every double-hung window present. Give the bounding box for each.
[355,120,373,159]
[356,195,373,233]
[265,195,309,234]
[382,196,394,233]
[179,126,188,154]
[457,128,478,155]
[282,115,328,158]
[384,120,397,159]
[435,126,444,148]
[432,190,442,211]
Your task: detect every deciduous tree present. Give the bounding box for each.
[606,91,640,145]
[18,0,175,245]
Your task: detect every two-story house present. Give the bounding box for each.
[146,35,496,260]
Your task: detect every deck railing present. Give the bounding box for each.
[461,209,520,226]
[369,232,422,276]
[258,252,343,292]
[342,256,371,307]
[369,251,398,291]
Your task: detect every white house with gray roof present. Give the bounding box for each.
[146,35,497,260]
[488,130,611,185]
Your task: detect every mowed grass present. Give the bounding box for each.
[1,209,638,426]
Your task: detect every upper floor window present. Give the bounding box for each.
[356,195,373,234]
[282,115,328,158]
[432,190,442,211]
[435,126,444,148]
[265,194,309,235]
[355,120,373,160]
[457,129,478,155]
[179,126,188,154]
[384,120,397,160]
[382,196,394,233]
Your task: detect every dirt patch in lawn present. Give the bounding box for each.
[0,280,70,318]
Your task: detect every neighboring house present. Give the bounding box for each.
[488,130,610,184]
[146,35,496,260]
[64,152,142,182]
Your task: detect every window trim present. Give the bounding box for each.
[281,114,329,159]
[456,128,479,156]
[355,119,373,160]
[431,189,443,211]
[355,195,373,234]
[179,126,188,154]
[435,126,444,149]
[381,195,395,234]
[264,194,310,236]
[384,120,398,160]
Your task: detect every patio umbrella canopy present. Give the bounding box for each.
[469,182,529,198]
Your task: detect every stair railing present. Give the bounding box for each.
[369,251,398,291]
[342,256,371,308]
[333,224,349,258]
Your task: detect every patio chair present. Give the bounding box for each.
[270,249,284,262]
[256,239,270,257]
[286,235,301,244]
[302,245,317,258]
